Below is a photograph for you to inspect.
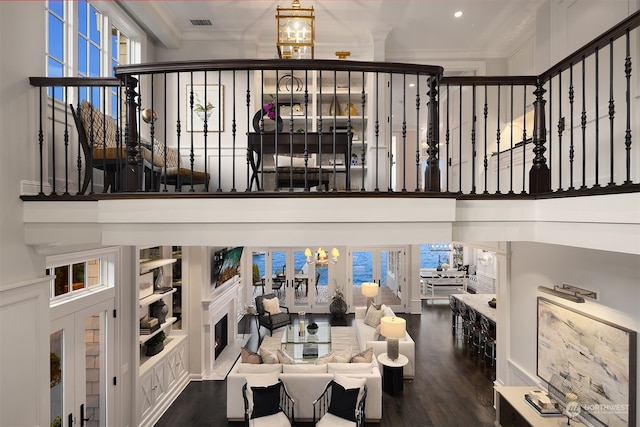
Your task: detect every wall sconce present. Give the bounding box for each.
[276,0,315,59]
[361,282,378,308]
[538,284,598,303]
[305,247,338,265]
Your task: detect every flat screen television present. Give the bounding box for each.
[211,246,244,290]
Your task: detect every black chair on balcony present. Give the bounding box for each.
[255,293,290,336]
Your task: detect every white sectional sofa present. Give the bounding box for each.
[226,359,382,422]
[354,306,415,379]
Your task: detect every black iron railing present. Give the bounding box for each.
[24,11,639,199]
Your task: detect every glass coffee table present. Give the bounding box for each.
[281,321,331,361]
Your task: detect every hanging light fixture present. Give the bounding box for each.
[276,0,315,59]
[305,247,338,265]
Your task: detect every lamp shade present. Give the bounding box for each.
[380,316,406,339]
[361,282,379,297]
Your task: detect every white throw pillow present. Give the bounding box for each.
[364,304,384,327]
[262,297,281,315]
[381,304,395,318]
[315,351,335,364]
[277,349,296,365]
[259,347,279,364]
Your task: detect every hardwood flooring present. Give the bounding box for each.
[155,301,496,426]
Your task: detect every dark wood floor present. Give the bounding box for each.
[155,301,496,426]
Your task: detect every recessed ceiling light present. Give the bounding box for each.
[454,11,463,18]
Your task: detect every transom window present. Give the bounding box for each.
[46,249,117,301]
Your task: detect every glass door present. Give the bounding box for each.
[350,247,404,311]
[50,299,114,427]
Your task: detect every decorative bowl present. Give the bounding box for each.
[488,300,496,308]
[307,325,319,335]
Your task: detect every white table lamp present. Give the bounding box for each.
[361,282,378,308]
[380,316,406,361]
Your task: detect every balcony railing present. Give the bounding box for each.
[25,11,639,199]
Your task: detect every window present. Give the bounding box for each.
[47,249,117,301]
[46,0,133,112]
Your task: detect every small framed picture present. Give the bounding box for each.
[139,272,154,300]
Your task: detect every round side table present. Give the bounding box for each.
[378,352,408,394]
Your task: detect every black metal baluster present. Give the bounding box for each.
[162,73,168,192]
[568,64,575,190]
[624,29,632,185]
[594,48,600,188]
[332,70,337,191]
[360,71,366,192]
[521,84,527,194]
[148,75,156,192]
[548,77,553,191]
[557,71,564,191]
[388,74,393,192]
[318,70,324,191]
[216,70,222,192]
[401,72,407,192]
[458,85,462,193]
[580,56,587,189]
[483,85,488,194]
[471,84,476,194]
[38,87,44,195]
[346,71,352,192]
[445,84,450,193]
[415,74,421,192]
[63,87,70,195]
[231,70,237,192]
[495,84,501,194]
[374,72,380,191]
[303,69,310,192]
[608,39,616,187]
[176,74,182,191]
[51,86,57,195]
[509,84,514,194]
[245,71,251,192]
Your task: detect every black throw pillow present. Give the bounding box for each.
[327,381,359,422]
[250,382,281,419]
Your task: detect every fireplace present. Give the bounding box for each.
[214,314,228,359]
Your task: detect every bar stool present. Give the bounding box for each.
[481,316,496,367]
[469,309,483,356]
[458,301,472,345]
[449,295,459,335]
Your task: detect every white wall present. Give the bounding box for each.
[0,1,47,285]
[506,242,640,411]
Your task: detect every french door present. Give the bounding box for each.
[250,248,330,313]
[50,297,114,427]
[350,247,405,312]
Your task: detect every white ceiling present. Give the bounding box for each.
[119,0,546,60]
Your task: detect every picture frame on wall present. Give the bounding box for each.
[186,84,223,132]
[537,297,637,426]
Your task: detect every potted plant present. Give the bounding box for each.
[329,280,347,318]
[307,322,319,334]
[145,331,166,356]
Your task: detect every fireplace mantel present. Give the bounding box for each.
[202,276,241,376]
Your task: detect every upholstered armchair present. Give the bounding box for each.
[255,293,290,336]
[313,379,367,427]
[242,379,295,427]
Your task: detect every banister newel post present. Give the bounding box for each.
[424,76,441,192]
[123,75,140,191]
[529,79,551,194]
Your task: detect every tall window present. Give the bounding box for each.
[46,0,131,112]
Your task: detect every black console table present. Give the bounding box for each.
[247,132,350,190]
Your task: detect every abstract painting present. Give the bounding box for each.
[537,297,636,426]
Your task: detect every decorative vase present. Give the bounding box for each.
[252,110,283,133]
[145,341,164,357]
[329,297,347,318]
[150,299,169,324]
[329,97,341,116]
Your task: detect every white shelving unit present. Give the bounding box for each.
[255,70,377,190]
[136,246,188,427]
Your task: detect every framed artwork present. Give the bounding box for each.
[537,297,637,426]
[186,84,223,132]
